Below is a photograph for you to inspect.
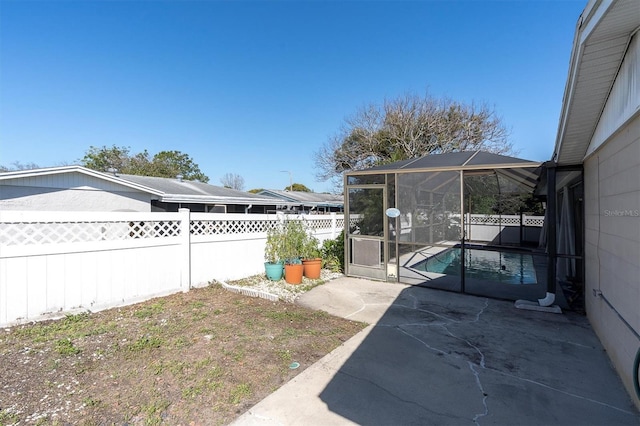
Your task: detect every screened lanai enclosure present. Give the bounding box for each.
[344,151,580,305]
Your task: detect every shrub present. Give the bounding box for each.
[265,222,286,263]
[321,231,344,272]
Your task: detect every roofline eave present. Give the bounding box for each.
[345,161,543,176]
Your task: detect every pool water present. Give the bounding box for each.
[411,247,537,285]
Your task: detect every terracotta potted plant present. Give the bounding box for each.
[281,220,307,285]
[302,235,322,279]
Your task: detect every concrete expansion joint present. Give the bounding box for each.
[390,296,493,425]
[440,324,486,368]
[337,369,459,420]
[497,371,639,416]
[395,326,449,356]
[344,294,367,319]
[387,323,492,425]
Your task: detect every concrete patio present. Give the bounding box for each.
[233,277,640,425]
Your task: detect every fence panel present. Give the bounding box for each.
[0,211,187,326]
[189,213,341,283]
[464,214,544,244]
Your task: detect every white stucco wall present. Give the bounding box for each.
[584,113,640,407]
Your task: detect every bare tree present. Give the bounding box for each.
[314,92,513,187]
[0,161,41,172]
[220,173,245,191]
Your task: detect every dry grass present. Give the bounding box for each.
[0,278,366,425]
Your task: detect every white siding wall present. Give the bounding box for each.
[0,172,154,211]
[584,114,640,405]
[1,171,148,191]
[0,186,152,211]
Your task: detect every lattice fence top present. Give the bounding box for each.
[191,218,273,236]
[523,217,545,227]
[305,218,333,230]
[0,220,181,246]
[190,216,341,236]
[1,213,345,245]
[466,214,544,227]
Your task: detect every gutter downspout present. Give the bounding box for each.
[515,161,560,313]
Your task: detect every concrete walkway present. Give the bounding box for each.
[232,277,640,425]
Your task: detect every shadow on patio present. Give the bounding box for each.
[233,277,639,425]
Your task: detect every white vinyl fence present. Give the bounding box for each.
[0,210,343,327]
[464,214,544,244]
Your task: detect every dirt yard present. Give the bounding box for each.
[0,275,366,425]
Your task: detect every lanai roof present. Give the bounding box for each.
[346,151,543,192]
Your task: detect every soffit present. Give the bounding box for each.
[555,0,640,165]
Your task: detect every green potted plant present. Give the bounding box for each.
[264,222,285,281]
[281,219,308,284]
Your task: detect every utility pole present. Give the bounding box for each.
[280,170,292,191]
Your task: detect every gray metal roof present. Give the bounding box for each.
[0,166,280,206]
[553,0,640,165]
[346,151,542,192]
[114,174,280,205]
[348,151,540,173]
[258,189,344,207]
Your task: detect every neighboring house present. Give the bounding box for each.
[552,0,639,405]
[257,189,344,214]
[0,166,281,213]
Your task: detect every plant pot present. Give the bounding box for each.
[264,261,284,281]
[284,263,304,285]
[302,258,322,279]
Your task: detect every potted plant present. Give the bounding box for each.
[301,234,322,279]
[281,220,308,285]
[264,222,285,281]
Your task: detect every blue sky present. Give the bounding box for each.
[0,0,585,192]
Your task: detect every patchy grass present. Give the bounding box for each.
[0,281,366,425]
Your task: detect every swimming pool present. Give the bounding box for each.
[411,247,537,285]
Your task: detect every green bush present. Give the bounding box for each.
[281,220,308,264]
[321,231,344,272]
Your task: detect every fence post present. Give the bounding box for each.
[330,212,337,238]
[179,208,191,292]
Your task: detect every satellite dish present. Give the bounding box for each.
[385,208,401,218]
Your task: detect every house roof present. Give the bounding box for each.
[116,173,278,205]
[0,166,280,206]
[0,165,163,195]
[258,189,344,208]
[553,0,640,165]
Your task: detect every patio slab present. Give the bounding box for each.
[232,277,640,425]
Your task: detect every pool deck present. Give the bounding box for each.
[233,276,639,425]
